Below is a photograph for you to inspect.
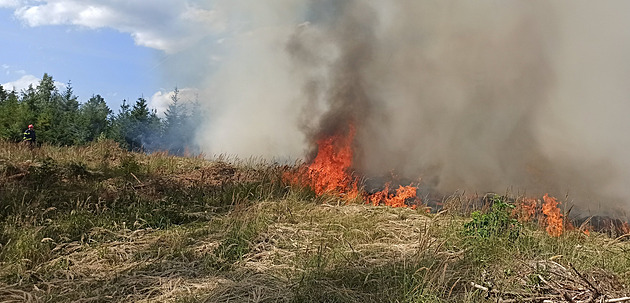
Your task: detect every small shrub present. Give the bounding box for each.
[464,195,521,239]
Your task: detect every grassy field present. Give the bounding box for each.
[0,140,629,302]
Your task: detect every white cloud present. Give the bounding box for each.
[2,74,39,91]
[11,1,226,53]
[2,74,65,92]
[0,0,22,8]
[149,87,199,117]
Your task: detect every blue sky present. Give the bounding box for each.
[0,9,159,110]
[0,0,225,113]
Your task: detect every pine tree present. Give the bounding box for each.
[60,81,79,113]
[0,89,26,141]
[80,94,112,142]
[113,97,162,151]
[128,97,150,150]
[109,100,133,148]
[163,87,187,154]
[36,73,56,106]
[0,85,7,103]
[145,108,162,150]
[56,82,82,145]
[23,73,64,144]
[21,84,38,125]
[182,99,204,155]
[131,97,150,123]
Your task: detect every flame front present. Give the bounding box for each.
[542,194,564,237]
[369,182,418,208]
[286,122,417,207]
[306,126,359,198]
[514,197,538,223]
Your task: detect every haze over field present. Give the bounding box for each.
[3,1,630,210]
[194,1,630,210]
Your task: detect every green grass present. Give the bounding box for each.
[0,140,629,302]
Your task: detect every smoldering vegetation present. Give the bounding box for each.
[193,0,630,211]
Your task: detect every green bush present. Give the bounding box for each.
[464,195,520,239]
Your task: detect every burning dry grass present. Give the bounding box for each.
[542,194,565,237]
[1,140,630,302]
[283,123,421,209]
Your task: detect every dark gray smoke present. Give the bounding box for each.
[197,0,630,211]
[287,1,375,149]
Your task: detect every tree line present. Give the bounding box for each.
[0,73,202,155]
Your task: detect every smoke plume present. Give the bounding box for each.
[195,0,630,212]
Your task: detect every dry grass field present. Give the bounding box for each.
[1,140,629,302]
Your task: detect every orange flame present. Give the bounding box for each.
[368,182,390,206]
[283,124,360,199]
[368,183,418,208]
[305,125,359,198]
[542,194,564,237]
[514,197,538,223]
[286,122,418,207]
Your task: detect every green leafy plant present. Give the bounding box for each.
[464,195,521,239]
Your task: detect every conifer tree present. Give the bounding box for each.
[80,94,111,142]
[109,99,132,148]
[163,87,187,154]
[56,81,83,145]
[112,97,162,151]
[0,85,7,103]
[33,74,61,144]
[21,84,38,126]
[0,89,26,141]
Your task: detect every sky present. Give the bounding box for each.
[0,0,225,114]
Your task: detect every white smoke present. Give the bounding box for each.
[193,0,630,210]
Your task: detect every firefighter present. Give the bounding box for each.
[23,124,36,147]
